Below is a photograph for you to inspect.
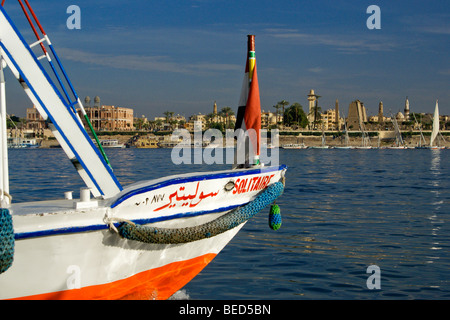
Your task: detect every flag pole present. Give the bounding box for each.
[245,35,261,165]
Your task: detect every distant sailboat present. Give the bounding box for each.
[309,129,329,149]
[425,100,445,150]
[413,113,427,149]
[281,143,307,149]
[334,113,353,149]
[354,119,372,149]
[387,115,407,149]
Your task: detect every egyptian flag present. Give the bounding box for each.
[234,35,261,167]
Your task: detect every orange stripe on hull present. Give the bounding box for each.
[12,253,217,300]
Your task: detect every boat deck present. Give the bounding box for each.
[9,198,107,216]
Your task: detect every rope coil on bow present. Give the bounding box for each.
[106,181,284,244]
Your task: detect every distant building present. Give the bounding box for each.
[78,104,134,131]
[153,113,186,130]
[396,112,405,121]
[26,105,47,131]
[320,109,331,130]
[335,99,339,126]
[208,101,236,125]
[187,113,207,131]
[79,96,134,131]
[189,113,207,123]
[347,100,367,130]
[261,111,277,128]
[320,108,343,130]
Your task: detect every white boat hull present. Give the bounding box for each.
[0,165,286,300]
[281,144,307,149]
[333,146,354,149]
[3,217,243,300]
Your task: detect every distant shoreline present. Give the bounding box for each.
[36,130,450,149]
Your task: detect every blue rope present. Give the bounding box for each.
[119,181,284,244]
[0,208,14,274]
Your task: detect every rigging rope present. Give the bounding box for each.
[13,0,111,167]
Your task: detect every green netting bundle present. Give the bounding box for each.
[0,208,14,274]
[268,204,281,230]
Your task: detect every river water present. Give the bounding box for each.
[7,147,450,300]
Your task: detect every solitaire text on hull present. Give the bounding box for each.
[0,1,286,300]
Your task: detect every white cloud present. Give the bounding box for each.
[420,26,450,35]
[57,48,240,75]
[264,28,399,54]
[308,67,324,73]
[439,69,450,76]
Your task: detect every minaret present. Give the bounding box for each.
[404,97,410,120]
[307,89,317,115]
[213,101,217,114]
[378,101,383,123]
[307,89,318,127]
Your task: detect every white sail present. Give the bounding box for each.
[391,116,404,147]
[430,100,439,147]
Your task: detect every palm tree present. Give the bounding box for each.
[284,103,308,128]
[155,119,163,131]
[147,120,156,131]
[134,117,145,130]
[308,97,322,130]
[205,113,215,128]
[277,100,289,127]
[163,111,174,124]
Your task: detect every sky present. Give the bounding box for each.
[1,0,450,120]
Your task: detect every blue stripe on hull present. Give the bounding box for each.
[110,165,287,208]
[14,165,286,240]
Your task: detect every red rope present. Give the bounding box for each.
[16,0,47,54]
[23,0,46,35]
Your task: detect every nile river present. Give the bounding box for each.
[8,147,450,299]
